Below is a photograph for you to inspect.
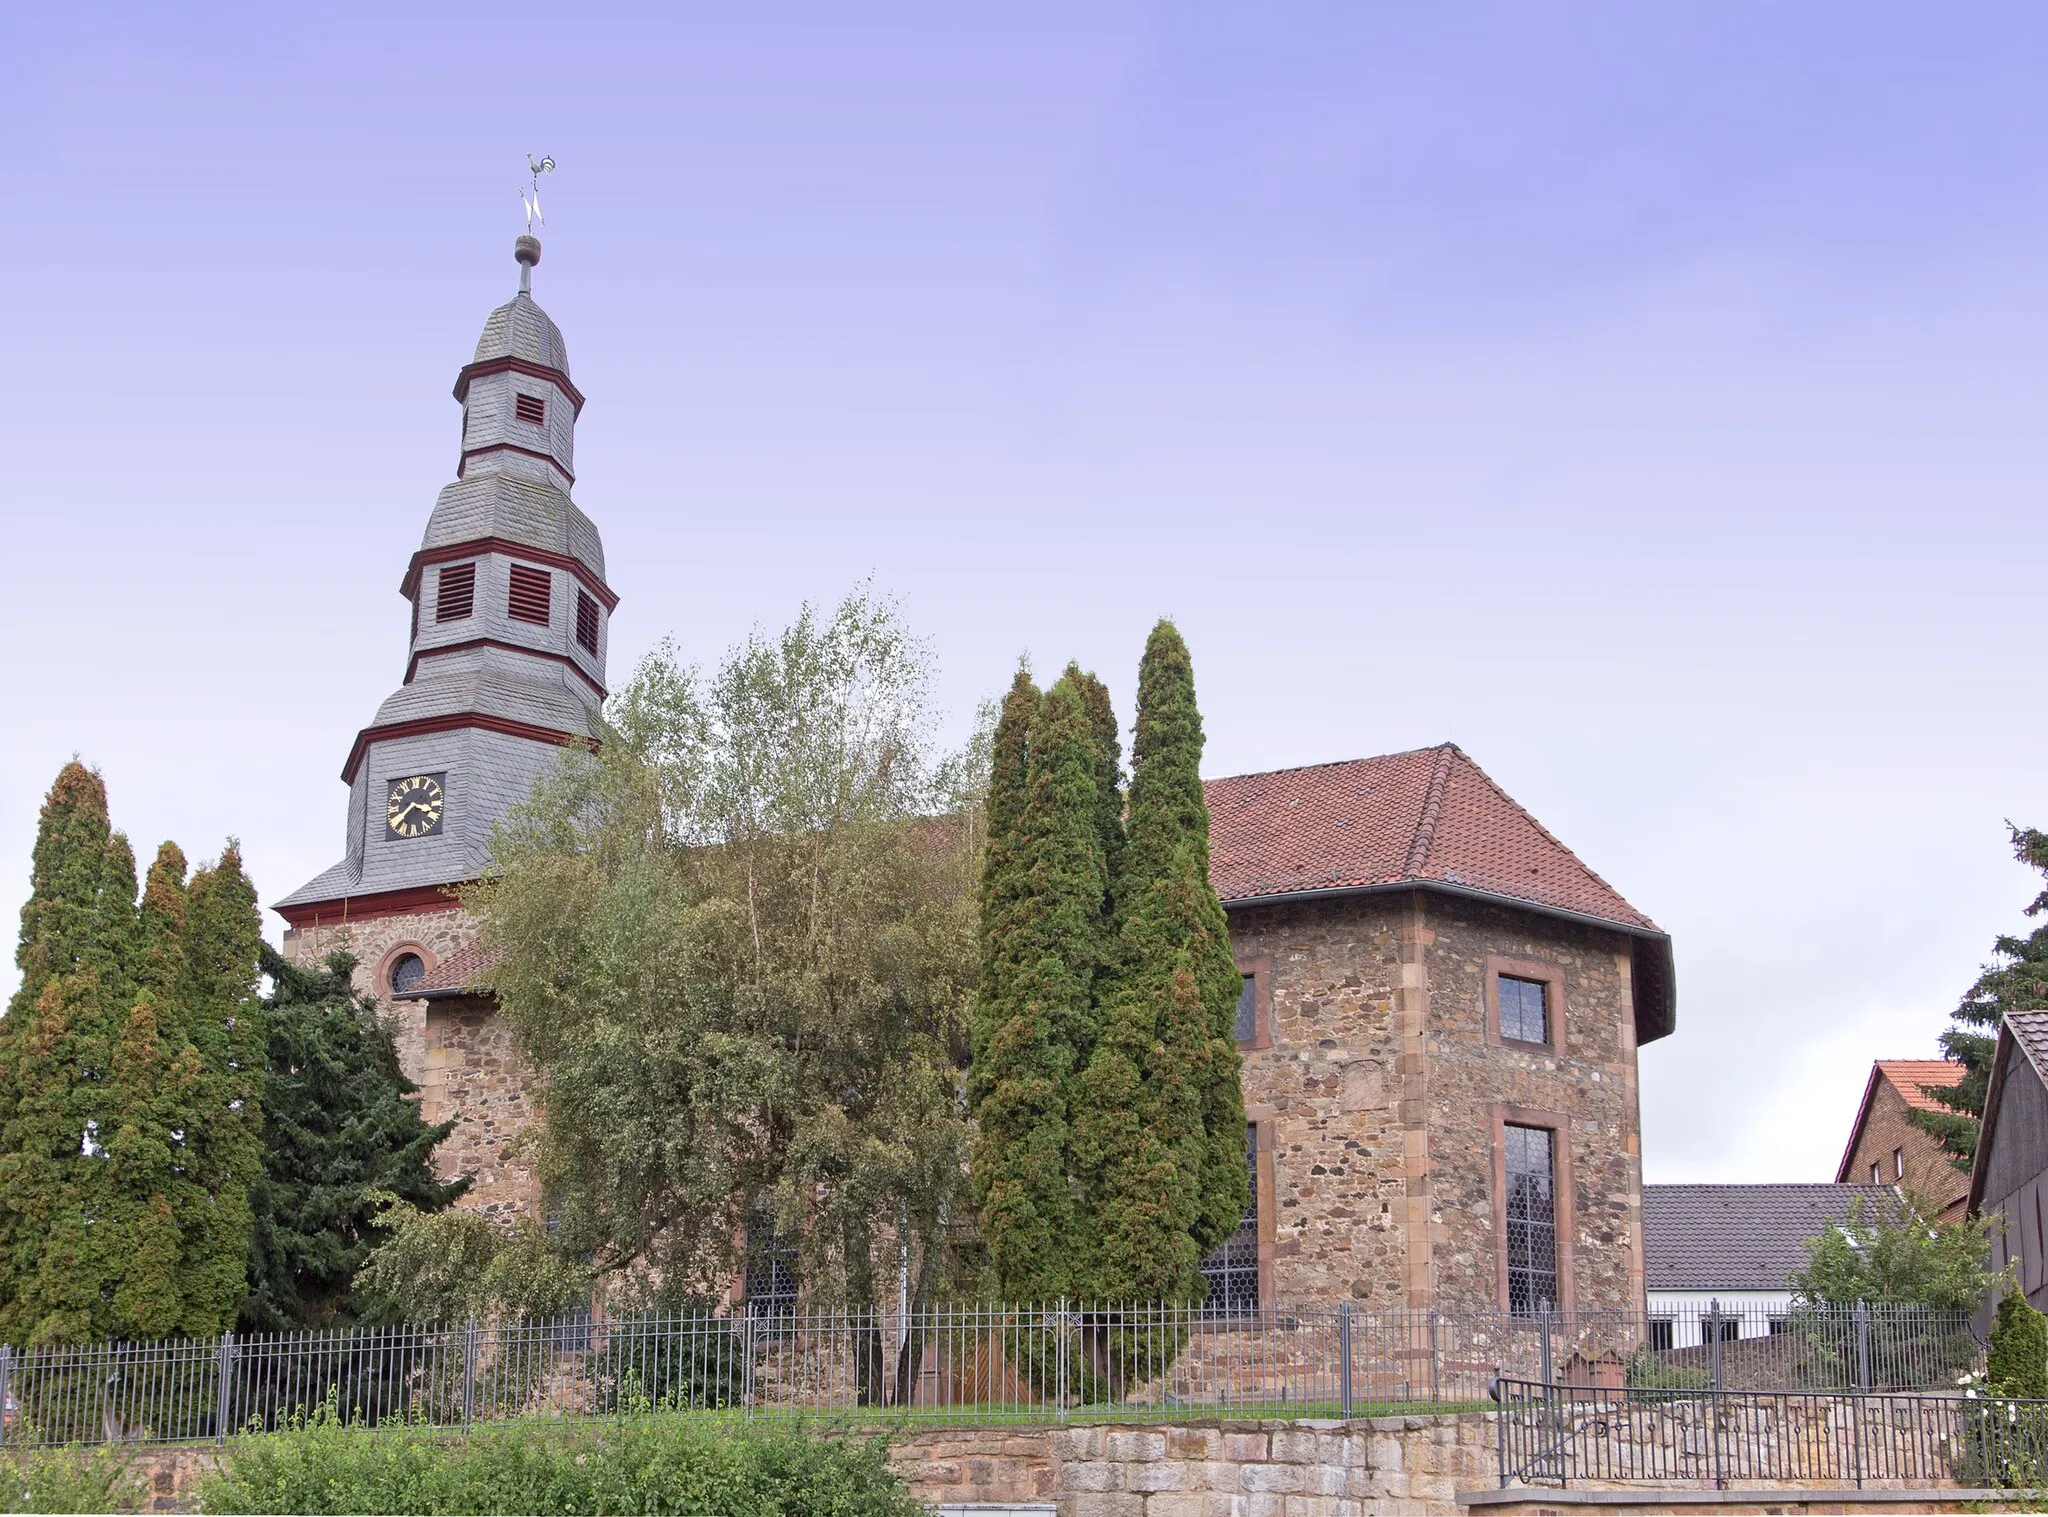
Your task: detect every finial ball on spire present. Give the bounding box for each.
[514,235,542,269]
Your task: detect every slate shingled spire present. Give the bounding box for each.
[276,240,616,923]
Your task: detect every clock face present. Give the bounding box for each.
[385,773,447,840]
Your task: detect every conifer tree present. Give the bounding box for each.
[0,766,269,1343]
[969,671,1115,1300]
[243,945,466,1331]
[1913,825,2048,1166]
[1073,621,1245,1302]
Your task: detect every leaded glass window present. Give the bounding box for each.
[744,1209,799,1322]
[1499,975,1548,1045]
[1235,974,1257,1044]
[1504,1123,1558,1317]
[1200,1125,1259,1314]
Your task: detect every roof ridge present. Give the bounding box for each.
[1204,745,1457,788]
[1439,748,1658,932]
[1403,743,1458,877]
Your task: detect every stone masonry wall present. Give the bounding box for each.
[280,905,540,1219]
[1422,898,1644,1314]
[1225,897,1410,1307]
[1224,891,1644,1315]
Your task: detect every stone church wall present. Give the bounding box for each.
[1225,890,1645,1314]
[281,905,540,1220]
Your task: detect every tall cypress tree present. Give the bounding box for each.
[0,767,268,1343]
[969,670,1116,1300]
[243,946,466,1331]
[0,764,164,1343]
[1073,621,1245,1302]
[180,847,267,1331]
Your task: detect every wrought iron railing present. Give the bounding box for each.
[0,1301,1981,1449]
[1494,1376,2048,1490]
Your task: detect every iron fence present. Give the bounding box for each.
[0,1301,1982,1450]
[1494,1376,2048,1490]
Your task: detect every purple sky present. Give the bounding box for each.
[5,2,2047,1183]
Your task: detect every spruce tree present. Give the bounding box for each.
[969,671,1114,1300]
[1074,621,1246,1302]
[243,945,466,1331]
[1914,826,2048,1167]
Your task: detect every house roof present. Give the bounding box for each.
[1203,745,1657,931]
[1833,1059,1966,1184]
[1643,1183,1901,1294]
[1968,1010,2048,1214]
[1204,744,1674,1041]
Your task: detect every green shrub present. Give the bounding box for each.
[0,1445,145,1513]
[194,1410,923,1516]
[1989,1291,2048,1400]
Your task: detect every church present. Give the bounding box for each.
[277,239,1677,1315]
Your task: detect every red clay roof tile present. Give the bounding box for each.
[1204,743,1658,933]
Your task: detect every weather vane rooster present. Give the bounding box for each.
[522,154,555,233]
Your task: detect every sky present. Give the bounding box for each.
[3,2,2046,1184]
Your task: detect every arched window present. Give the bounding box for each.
[390,953,427,996]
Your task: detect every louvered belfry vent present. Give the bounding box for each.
[576,591,600,654]
[435,562,477,622]
[508,565,552,625]
[515,393,546,425]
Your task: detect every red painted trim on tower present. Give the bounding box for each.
[458,442,575,484]
[404,638,607,699]
[453,356,586,415]
[399,538,619,611]
[340,712,596,784]
[274,882,470,931]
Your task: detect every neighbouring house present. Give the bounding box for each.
[1968,1010,2048,1311]
[1834,1059,1968,1220]
[1643,1183,1898,1347]
[276,236,1681,1316]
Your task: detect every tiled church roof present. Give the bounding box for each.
[1204,743,1658,933]
[1872,1060,1964,1114]
[473,291,570,372]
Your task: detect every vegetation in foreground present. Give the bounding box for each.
[195,1412,923,1517]
[0,1444,146,1513]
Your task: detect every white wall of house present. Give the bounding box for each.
[1646,1291,1796,1348]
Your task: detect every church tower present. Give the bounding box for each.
[275,236,612,1216]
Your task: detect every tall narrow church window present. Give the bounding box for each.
[1235,974,1257,1043]
[436,562,476,622]
[1199,1124,1260,1315]
[576,590,600,654]
[1504,1123,1559,1317]
[508,565,552,625]
[515,393,546,425]
[744,1209,799,1323]
[1499,976,1548,1045]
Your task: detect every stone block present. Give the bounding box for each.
[1224,1432,1271,1462]
[1240,1464,1304,1494]
[1053,1428,1104,1460]
[1069,1493,1144,1517]
[1197,1461,1242,1493]
[1202,1495,1240,1517]
[1243,1491,1288,1517]
[1125,1463,1184,1493]
[1169,1427,1223,1460]
[1145,1494,1209,1517]
[1270,1429,1319,1464]
[1064,1463,1125,1493]
[1106,1431,1168,1463]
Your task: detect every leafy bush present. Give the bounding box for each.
[194,1409,923,1516]
[0,1445,145,1513]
